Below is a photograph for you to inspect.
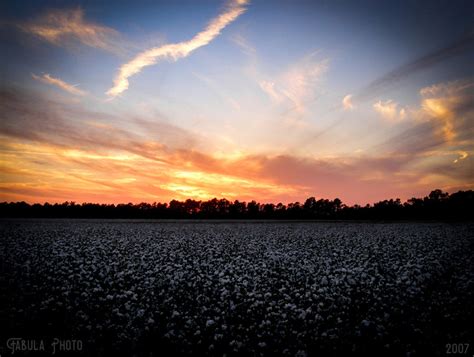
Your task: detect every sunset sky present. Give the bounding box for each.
[1,0,473,204]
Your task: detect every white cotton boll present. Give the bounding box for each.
[172,311,180,318]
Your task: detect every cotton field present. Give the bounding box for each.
[2,220,473,356]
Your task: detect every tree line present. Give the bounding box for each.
[1,189,472,220]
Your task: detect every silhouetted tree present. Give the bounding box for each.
[184,199,200,216]
[1,189,472,220]
[262,203,275,218]
[229,200,246,218]
[247,201,260,218]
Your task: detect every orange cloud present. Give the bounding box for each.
[453,151,468,164]
[418,80,474,142]
[18,8,123,54]
[1,83,473,205]
[32,73,87,96]
[3,132,469,205]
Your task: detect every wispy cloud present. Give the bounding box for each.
[356,31,474,101]
[259,80,282,103]
[192,72,241,110]
[18,8,123,54]
[231,33,256,57]
[107,0,249,97]
[259,53,328,113]
[373,99,406,121]
[32,73,87,96]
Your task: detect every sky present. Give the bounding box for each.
[0,0,473,205]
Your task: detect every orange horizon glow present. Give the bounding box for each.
[1,136,471,206]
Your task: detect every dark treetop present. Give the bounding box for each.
[1,189,473,220]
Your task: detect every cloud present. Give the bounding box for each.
[418,80,474,142]
[32,73,87,96]
[419,80,474,98]
[18,8,123,54]
[245,154,417,202]
[373,100,406,121]
[1,83,472,205]
[0,87,385,204]
[192,72,241,110]
[259,80,282,103]
[371,80,474,177]
[0,85,298,203]
[259,53,328,113]
[342,94,353,110]
[356,31,474,101]
[0,87,197,162]
[453,151,468,164]
[304,34,474,132]
[231,33,256,57]
[107,0,249,97]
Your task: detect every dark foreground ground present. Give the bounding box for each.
[1,220,473,356]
